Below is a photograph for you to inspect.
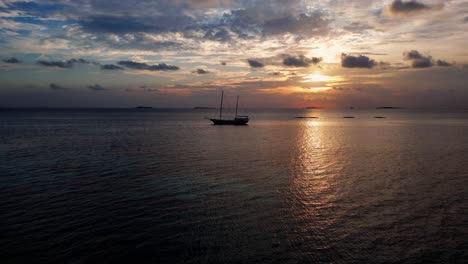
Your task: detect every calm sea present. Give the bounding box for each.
[1,108,467,263]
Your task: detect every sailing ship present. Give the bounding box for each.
[209,91,249,125]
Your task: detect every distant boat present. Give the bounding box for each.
[209,91,249,125]
[135,106,152,109]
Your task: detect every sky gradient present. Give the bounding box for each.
[0,0,467,108]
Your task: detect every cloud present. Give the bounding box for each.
[118,60,179,71]
[37,58,94,68]
[282,55,322,67]
[79,14,194,34]
[341,54,376,68]
[222,8,331,39]
[389,0,432,14]
[68,58,93,64]
[220,61,227,66]
[147,64,179,71]
[101,64,123,70]
[79,15,154,34]
[247,59,264,68]
[261,13,330,37]
[3,57,21,63]
[88,84,108,91]
[117,60,148,70]
[49,83,67,90]
[194,68,210,74]
[64,1,332,52]
[403,50,433,68]
[343,22,374,33]
[436,59,452,67]
[37,60,73,68]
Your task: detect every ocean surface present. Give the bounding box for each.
[1,108,467,263]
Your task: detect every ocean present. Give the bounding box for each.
[1,108,467,263]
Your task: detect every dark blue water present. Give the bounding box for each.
[1,108,467,263]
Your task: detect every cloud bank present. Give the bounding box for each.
[118,60,179,71]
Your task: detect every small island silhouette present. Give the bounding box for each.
[193,107,216,109]
[305,106,322,109]
[376,107,403,109]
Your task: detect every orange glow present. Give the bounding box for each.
[258,86,332,95]
[303,73,343,84]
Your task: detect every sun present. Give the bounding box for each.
[304,73,331,82]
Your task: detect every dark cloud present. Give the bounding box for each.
[282,55,322,67]
[118,60,179,71]
[70,2,331,51]
[7,1,64,18]
[79,15,153,34]
[79,15,194,34]
[88,84,108,91]
[269,72,281,76]
[117,60,148,70]
[464,17,468,23]
[147,64,179,71]
[220,61,227,65]
[3,57,21,63]
[37,60,73,68]
[247,59,264,68]
[68,58,93,64]
[3,1,333,54]
[222,8,331,39]
[202,27,232,42]
[389,0,431,14]
[194,68,210,74]
[37,58,94,68]
[49,83,67,90]
[101,64,123,70]
[403,50,433,68]
[404,50,424,60]
[436,60,452,67]
[412,59,433,68]
[262,13,330,37]
[341,54,376,68]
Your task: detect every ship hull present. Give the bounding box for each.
[210,118,248,125]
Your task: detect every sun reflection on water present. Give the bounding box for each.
[290,120,343,236]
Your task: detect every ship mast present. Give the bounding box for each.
[219,90,224,120]
[235,95,239,118]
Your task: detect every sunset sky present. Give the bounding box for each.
[0,0,467,108]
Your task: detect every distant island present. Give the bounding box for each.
[193,107,216,109]
[135,106,153,109]
[305,106,322,109]
[376,107,403,109]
